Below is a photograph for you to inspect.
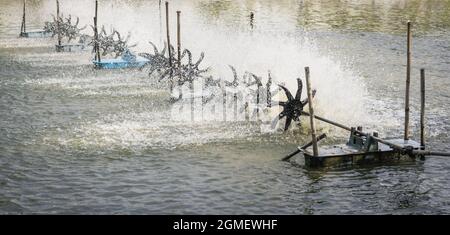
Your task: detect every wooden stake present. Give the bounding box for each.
[404,21,412,140]
[249,12,254,30]
[245,102,249,121]
[94,16,97,60]
[266,71,272,107]
[305,67,319,157]
[201,86,204,121]
[94,0,100,62]
[165,2,172,67]
[223,86,227,122]
[159,0,162,45]
[56,0,61,47]
[177,10,186,97]
[282,133,327,161]
[21,0,26,34]
[256,83,261,119]
[165,2,173,92]
[420,68,426,149]
[176,11,181,68]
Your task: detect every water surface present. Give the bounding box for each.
[0,0,449,214]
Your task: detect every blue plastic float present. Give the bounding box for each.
[93,50,150,69]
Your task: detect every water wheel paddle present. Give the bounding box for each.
[271,78,316,131]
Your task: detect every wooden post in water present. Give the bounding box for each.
[159,0,162,45]
[202,83,208,121]
[94,0,100,62]
[256,83,261,120]
[305,67,318,157]
[176,10,192,120]
[249,12,254,30]
[94,16,98,61]
[165,2,172,67]
[420,68,426,149]
[222,84,227,122]
[165,1,173,92]
[21,0,26,34]
[282,133,327,161]
[404,21,412,140]
[56,0,62,47]
[176,11,181,68]
[245,102,249,121]
[266,71,272,107]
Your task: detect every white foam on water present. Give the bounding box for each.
[42,110,261,151]
[160,25,375,135]
[25,71,166,98]
[0,38,55,48]
[24,0,398,149]
[13,50,92,66]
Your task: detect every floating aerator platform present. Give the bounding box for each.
[90,0,149,69]
[282,23,450,168]
[93,55,150,69]
[20,31,52,38]
[303,128,421,168]
[282,71,450,169]
[56,44,88,52]
[19,0,52,38]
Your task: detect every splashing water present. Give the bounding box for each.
[2,0,450,215]
[17,0,377,145]
[163,26,372,134]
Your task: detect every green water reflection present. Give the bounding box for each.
[196,0,450,35]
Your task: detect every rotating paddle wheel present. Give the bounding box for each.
[271,78,316,131]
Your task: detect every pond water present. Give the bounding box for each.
[0,0,449,214]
